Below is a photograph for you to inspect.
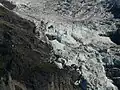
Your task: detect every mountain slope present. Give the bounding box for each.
[0,2,84,90]
[0,0,120,90]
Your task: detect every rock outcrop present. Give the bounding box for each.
[0,2,84,90]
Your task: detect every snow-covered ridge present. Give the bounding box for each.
[5,0,118,90]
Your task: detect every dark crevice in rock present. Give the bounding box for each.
[0,0,16,10]
[98,34,107,37]
[46,34,57,40]
[98,31,120,45]
[109,30,120,45]
[103,29,120,45]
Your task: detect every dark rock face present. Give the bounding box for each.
[0,5,82,90]
[107,30,120,45]
[105,1,120,87]
[103,46,120,90]
[102,45,120,90]
[105,67,120,89]
[103,1,120,87]
[0,0,16,10]
[105,0,120,18]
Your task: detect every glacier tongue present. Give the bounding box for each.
[6,0,118,90]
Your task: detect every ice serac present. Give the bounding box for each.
[2,0,120,90]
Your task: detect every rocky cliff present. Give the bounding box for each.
[0,1,82,90]
[0,0,120,90]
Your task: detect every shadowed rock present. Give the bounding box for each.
[0,4,82,90]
